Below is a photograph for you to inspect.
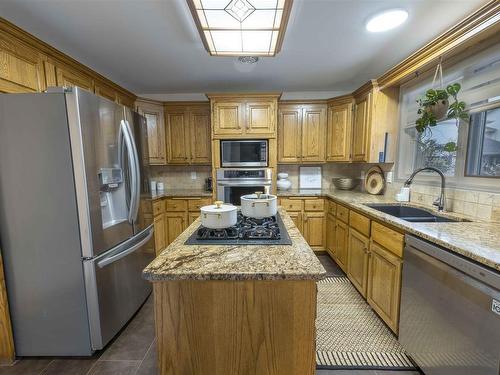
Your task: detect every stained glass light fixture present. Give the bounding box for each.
[187,0,293,56]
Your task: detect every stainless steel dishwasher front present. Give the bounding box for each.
[399,235,500,375]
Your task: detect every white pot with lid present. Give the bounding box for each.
[240,192,278,219]
[200,201,237,229]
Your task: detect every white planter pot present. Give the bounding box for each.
[277,173,292,191]
[200,201,237,229]
[240,192,278,219]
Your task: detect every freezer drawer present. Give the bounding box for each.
[84,224,154,349]
[400,235,500,375]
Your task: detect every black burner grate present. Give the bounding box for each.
[185,212,292,245]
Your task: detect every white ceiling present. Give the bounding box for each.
[0,0,487,98]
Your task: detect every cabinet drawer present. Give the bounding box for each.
[349,210,371,237]
[327,200,336,216]
[280,198,303,211]
[152,200,165,216]
[188,198,212,211]
[165,199,188,212]
[371,222,404,258]
[336,204,349,223]
[304,199,324,212]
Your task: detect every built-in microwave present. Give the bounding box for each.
[220,140,268,167]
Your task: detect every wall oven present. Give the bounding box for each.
[221,140,268,167]
[216,168,272,206]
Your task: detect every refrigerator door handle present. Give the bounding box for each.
[124,120,140,223]
[97,225,153,268]
[120,120,138,224]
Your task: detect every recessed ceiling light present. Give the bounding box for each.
[366,9,408,32]
[238,56,259,64]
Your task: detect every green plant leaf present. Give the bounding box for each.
[444,142,458,152]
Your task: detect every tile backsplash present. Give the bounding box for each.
[388,182,500,222]
[279,163,500,222]
[150,165,211,190]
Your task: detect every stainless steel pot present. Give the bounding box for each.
[240,192,277,219]
[200,201,237,229]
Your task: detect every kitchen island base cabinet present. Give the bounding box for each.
[153,280,317,375]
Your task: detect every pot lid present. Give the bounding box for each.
[201,201,237,213]
[241,192,277,200]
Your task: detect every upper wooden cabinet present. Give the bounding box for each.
[0,31,46,93]
[326,96,353,162]
[54,65,93,91]
[208,94,280,138]
[165,103,211,165]
[94,81,118,102]
[352,81,400,163]
[278,103,327,163]
[136,99,167,165]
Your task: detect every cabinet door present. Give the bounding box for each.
[367,241,402,334]
[246,101,276,136]
[303,212,325,251]
[138,104,167,165]
[326,213,336,259]
[153,214,166,255]
[334,220,348,272]
[188,212,200,225]
[288,211,302,234]
[278,105,302,163]
[347,228,370,297]
[164,212,187,246]
[301,105,326,162]
[94,82,117,102]
[212,101,244,136]
[0,33,45,93]
[190,107,211,164]
[352,93,371,162]
[166,110,190,164]
[327,103,352,162]
[55,66,93,91]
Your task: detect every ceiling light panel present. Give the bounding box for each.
[188,0,293,56]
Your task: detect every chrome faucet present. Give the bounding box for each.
[404,167,446,211]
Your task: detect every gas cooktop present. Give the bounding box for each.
[184,212,292,245]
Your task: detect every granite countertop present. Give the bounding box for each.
[142,208,327,282]
[278,189,500,271]
[146,189,213,200]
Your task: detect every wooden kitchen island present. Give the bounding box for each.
[142,208,326,375]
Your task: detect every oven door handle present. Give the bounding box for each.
[217,181,272,186]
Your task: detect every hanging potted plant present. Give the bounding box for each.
[415,60,468,134]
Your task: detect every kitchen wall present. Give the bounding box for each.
[386,181,500,222]
[277,163,393,192]
[278,163,500,222]
[150,165,211,190]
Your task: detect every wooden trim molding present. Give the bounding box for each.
[206,92,282,99]
[0,17,136,101]
[327,94,354,106]
[377,0,500,89]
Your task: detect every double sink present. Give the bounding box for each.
[364,204,467,223]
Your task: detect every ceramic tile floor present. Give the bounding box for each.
[0,255,422,375]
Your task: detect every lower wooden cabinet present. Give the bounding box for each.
[153,214,166,256]
[279,197,325,251]
[334,219,348,272]
[288,211,303,233]
[367,241,403,334]
[303,211,325,251]
[347,228,370,297]
[188,212,200,225]
[164,212,187,246]
[326,213,336,259]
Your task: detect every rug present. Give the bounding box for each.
[316,277,416,370]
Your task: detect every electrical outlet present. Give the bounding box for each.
[191,172,197,180]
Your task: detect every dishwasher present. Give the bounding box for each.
[400,235,500,375]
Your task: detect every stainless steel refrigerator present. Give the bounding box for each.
[0,87,155,356]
